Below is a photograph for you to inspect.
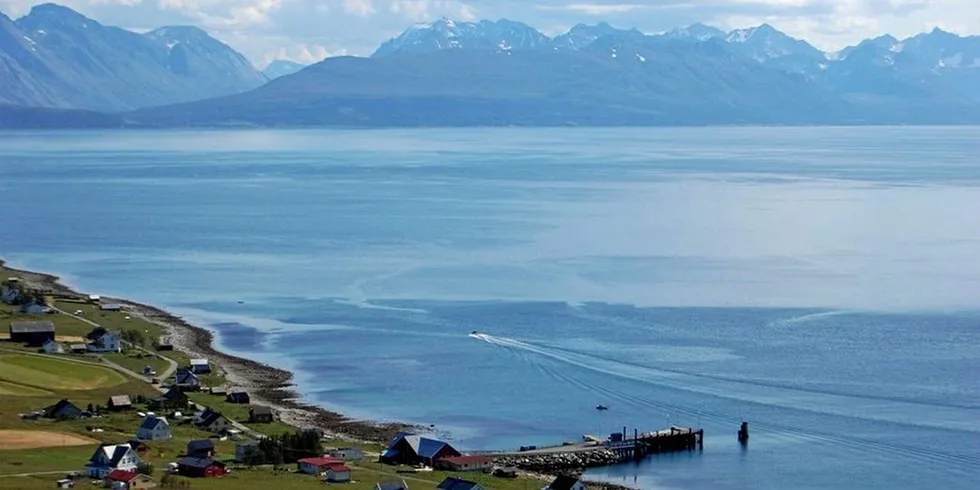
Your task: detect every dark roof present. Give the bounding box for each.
[86,326,108,340]
[176,369,199,384]
[187,439,215,453]
[250,405,273,416]
[139,416,168,431]
[389,432,456,459]
[437,477,482,490]
[162,387,186,400]
[10,320,55,333]
[376,481,409,490]
[178,457,224,469]
[46,399,82,416]
[548,475,584,490]
[198,409,224,427]
[89,443,134,468]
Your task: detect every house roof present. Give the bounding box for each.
[548,475,584,490]
[178,457,224,469]
[198,409,224,427]
[162,387,186,400]
[70,344,87,350]
[389,432,455,459]
[10,320,55,333]
[329,465,351,472]
[437,477,482,490]
[139,416,168,431]
[441,455,492,465]
[176,369,199,384]
[107,469,139,482]
[109,395,132,406]
[376,481,409,490]
[298,456,344,467]
[47,399,81,415]
[100,304,122,310]
[250,405,272,416]
[187,439,215,453]
[89,443,134,468]
[190,358,208,365]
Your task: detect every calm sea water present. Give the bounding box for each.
[1,128,978,490]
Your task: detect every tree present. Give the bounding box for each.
[87,403,94,413]
[242,446,266,468]
[137,462,154,476]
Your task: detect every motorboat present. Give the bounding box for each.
[595,405,609,411]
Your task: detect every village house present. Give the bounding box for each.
[297,456,345,475]
[376,480,410,490]
[329,447,364,461]
[176,457,227,478]
[85,443,141,479]
[44,399,83,420]
[234,440,259,462]
[149,387,189,410]
[9,320,55,346]
[86,327,122,353]
[381,433,461,467]
[174,368,200,391]
[106,469,153,489]
[437,455,493,473]
[70,344,88,354]
[437,477,486,490]
[20,301,51,314]
[186,439,216,459]
[542,476,588,490]
[226,391,250,404]
[326,465,352,483]
[107,395,133,411]
[209,386,228,396]
[100,303,123,312]
[0,278,22,303]
[136,415,172,441]
[248,405,274,423]
[41,338,65,354]
[194,408,230,433]
[189,359,211,374]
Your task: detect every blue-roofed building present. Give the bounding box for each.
[437,477,486,490]
[381,432,461,467]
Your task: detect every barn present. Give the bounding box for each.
[9,320,55,346]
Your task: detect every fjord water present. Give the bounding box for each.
[1,128,979,489]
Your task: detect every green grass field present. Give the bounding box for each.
[0,353,128,391]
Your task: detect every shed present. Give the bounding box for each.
[437,477,485,490]
[107,395,133,411]
[329,446,364,461]
[376,481,409,490]
[70,344,88,354]
[100,304,123,312]
[326,465,351,483]
[248,405,274,423]
[106,469,153,489]
[9,320,55,346]
[189,359,211,374]
[44,399,83,420]
[226,391,250,404]
[56,479,75,488]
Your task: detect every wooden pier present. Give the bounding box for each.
[606,426,704,461]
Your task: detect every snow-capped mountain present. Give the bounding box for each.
[552,22,642,50]
[2,3,265,111]
[372,17,549,57]
[662,23,725,42]
[725,24,824,62]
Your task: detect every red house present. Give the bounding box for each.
[297,456,345,475]
[177,457,228,478]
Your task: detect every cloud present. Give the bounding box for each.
[0,0,976,64]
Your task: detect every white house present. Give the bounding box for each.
[543,476,588,490]
[326,465,352,483]
[330,447,364,461]
[88,330,122,353]
[41,339,65,354]
[85,443,141,479]
[136,415,172,441]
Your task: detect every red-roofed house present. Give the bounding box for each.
[106,469,153,489]
[437,455,493,472]
[327,465,352,482]
[297,456,345,475]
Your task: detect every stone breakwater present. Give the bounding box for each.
[493,448,627,472]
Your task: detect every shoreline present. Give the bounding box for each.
[0,258,416,444]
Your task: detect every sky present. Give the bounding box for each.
[1,0,978,68]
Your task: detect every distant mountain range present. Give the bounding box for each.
[263,60,307,80]
[0,3,266,111]
[2,5,980,127]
